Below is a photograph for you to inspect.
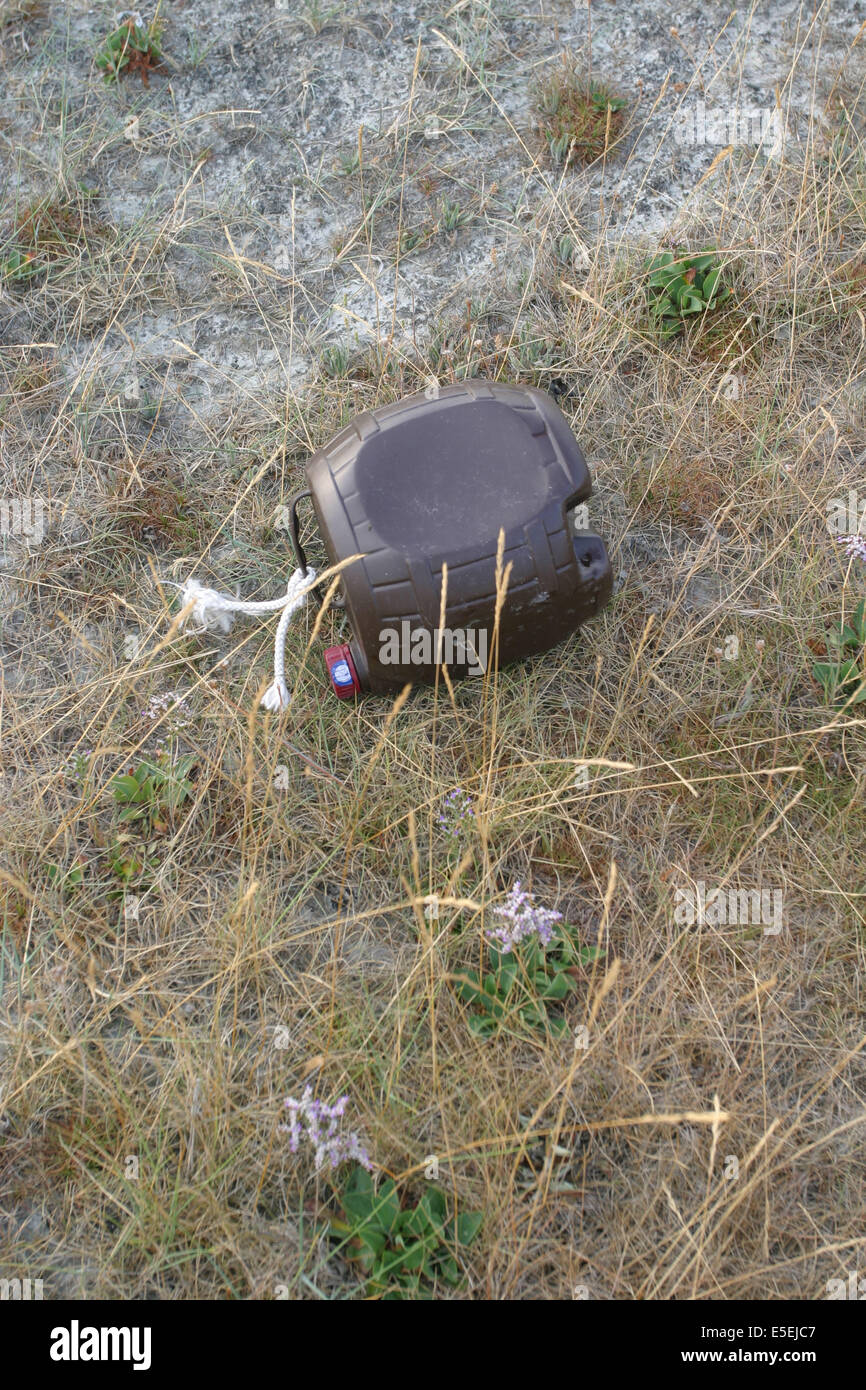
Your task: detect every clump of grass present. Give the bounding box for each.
[336,149,361,177]
[631,451,726,527]
[0,0,44,28]
[0,350,54,404]
[534,59,628,166]
[398,224,435,256]
[0,194,96,284]
[690,303,760,365]
[297,0,345,34]
[108,473,204,547]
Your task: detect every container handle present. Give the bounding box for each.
[286,487,313,576]
[284,487,344,609]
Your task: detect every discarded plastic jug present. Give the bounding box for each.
[285,380,613,697]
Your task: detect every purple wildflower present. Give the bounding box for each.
[64,749,94,784]
[488,881,562,954]
[141,688,192,733]
[280,1085,372,1171]
[837,535,866,564]
[438,788,475,839]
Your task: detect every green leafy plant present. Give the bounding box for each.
[320,344,351,377]
[453,929,604,1037]
[645,249,731,338]
[336,150,361,177]
[1,196,92,285]
[1,247,40,282]
[812,598,866,706]
[110,753,196,828]
[327,1167,482,1299]
[96,15,163,84]
[507,321,557,374]
[439,198,471,233]
[556,233,583,266]
[399,224,434,256]
[46,860,86,891]
[106,835,160,890]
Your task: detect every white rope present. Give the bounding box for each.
[174,566,317,713]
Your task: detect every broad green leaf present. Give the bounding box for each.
[439,1255,461,1284]
[453,971,483,1003]
[520,1003,547,1028]
[341,1192,377,1226]
[468,1014,496,1035]
[349,1164,374,1194]
[419,1187,448,1230]
[112,774,143,801]
[702,267,720,296]
[578,944,605,964]
[374,1179,401,1233]
[452,1211,483,1245]
[356,1224,387,1258]
[542,971,571,1000]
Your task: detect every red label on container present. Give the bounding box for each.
[324,644,361,698]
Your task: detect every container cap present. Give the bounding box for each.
[324,643,361,698]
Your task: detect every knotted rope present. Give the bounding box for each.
[175,566,317,712]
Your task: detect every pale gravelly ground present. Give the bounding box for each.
[1,0,865,1300]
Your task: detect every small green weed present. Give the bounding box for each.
[812,598,866,706]
[327,1167,482,1299]
[645,249,731,338]
[399,224,435,255]
[453,930,604,1037]
[96,14,163,84]
[1,247,41,282]
[111,753,196,829]
[46,860,86,892]
[107,836,159,887]
[320,344,351,377]
[439,198,471,233]
[0,195,93,285]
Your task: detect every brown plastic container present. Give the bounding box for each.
[288,380,612,695]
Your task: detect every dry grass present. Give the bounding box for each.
[1,2,865,1300]
[0,0,44,29]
